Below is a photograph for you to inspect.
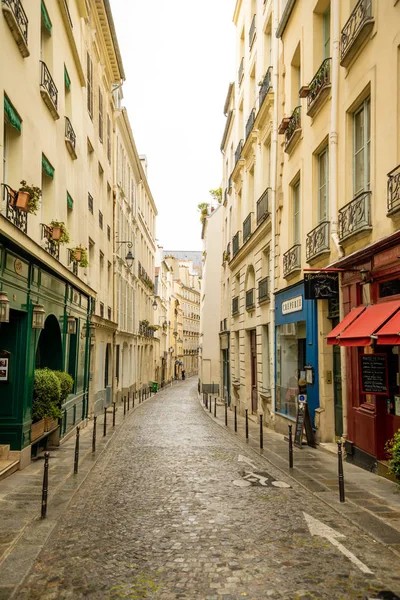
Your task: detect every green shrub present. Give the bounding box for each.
[385,429,400,482]
[53,371,74,403]
[32,368,61,422]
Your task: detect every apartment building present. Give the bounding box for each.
[154,255,173,387]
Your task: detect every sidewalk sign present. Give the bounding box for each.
[294,395,316,448]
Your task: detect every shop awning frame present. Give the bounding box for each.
[326,306,366,345]
[334,301,400,347]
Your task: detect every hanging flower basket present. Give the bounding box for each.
[71,246,89,267]
[49,221,70,244]
[17,181,42,214]
[16,190,31,212]
[52,226,61,240]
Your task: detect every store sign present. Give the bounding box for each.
[282,295,302,315]
[304,273,338,300]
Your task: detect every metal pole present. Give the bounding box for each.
[205,394,208,409]
[225,402,228,426]
[112,402,116,427]
[124,396,126,416]
[127,392,130,411]
[234,405,237,432]
[209,396,212,413]
[74,426,80,474]
[338,441,345,503]
[92,415,97,453]
[103,406,107,436]
[41,451,50,519]
[245,409,249,440]
[288,424,293,468]
[259,414,263,449]
[214,396,217,418]
[133,391,135,408]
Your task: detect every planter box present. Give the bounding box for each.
[51,227,61,241]
[31,419,45,442]
[16,190,30,212]
[44,416,58,432]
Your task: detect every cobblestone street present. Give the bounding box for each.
[12,382,400,599]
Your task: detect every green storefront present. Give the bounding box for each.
[0,235,93,464]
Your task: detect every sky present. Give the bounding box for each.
[110,0,236,251]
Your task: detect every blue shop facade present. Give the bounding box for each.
[274,281,319,433]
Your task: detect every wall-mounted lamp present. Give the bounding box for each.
[32,304,45,329]
[169,347,174,353]
[152,298,157,311]
[67,316,77,335]
[116,240,134,268]
[360,268,372,283]
[0,291,10,323]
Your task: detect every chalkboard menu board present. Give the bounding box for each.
[294,400,316,448]
[360,354,388,395]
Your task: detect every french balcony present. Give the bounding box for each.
[2,183,28,233]
[243,213,252,244]
[284,106,301,153]
[2,0,29,57]
[245,108,256,141]
[238,57,244,86]
[65,116,77,159]
[246,288,255,311]
[306,220,330,262]
[259,66,272,108]
[41,224,60,260]
[235,139,243,165]
[232,296,239,316]
[304,58,331,118]
[256,187,270,225]
[387,165,400,215]
[249,14,256,49]
[283,244,301,278]
[258,276,270,303]
[232,231,240,257]
[340,0,374,68]
[40,61,59,120]
[338,190,372,242]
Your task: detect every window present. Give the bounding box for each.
[98,88,103,142]
[87,52,93,118]
[100,302,104,318]
[107,114,111,162]
[293,179,300,244]
[3,118,8,183]
[318,147,329,221]
[323,6,331,59]
[276,321,306,418]
[107,225,111,241]
[88,192,93,213]
[99,210,103,229]
[261,325,270,393]
[353,97,370,195]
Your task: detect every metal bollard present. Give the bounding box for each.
[209,396,212,413]
[245,409,249,440]
[225,402,228,426]
[288,424,293,468]
[214,396,217,418]
[205,394,208,409]
[338,441,345,503]
[127,393,130,411]
[133,391,135,408]
[113,402,116,427]
[259,414,263,449]
[92,416,97,453]
[234,405,237,432]
[40,451,50,519]
[103,406,107,436]
[74,426,80,474]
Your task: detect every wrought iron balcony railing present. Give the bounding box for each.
[338,190,372,241]
[285,106,301,153]
[243,213,252,244]
[232,296,239,315]
[2,183,28,233]
[246,288,255,311]
[306,220,330,261]
[283,244,301,278]
[256,188,270,225]
[65,116,77,158]
[249,14,256,49]
[245,108,256,141]
[259,66,272,107]
[2,0,29,53]
[235,139,243,165]
[41,224,60,260]
[387,165,400,214]
[258,276,270,303]
[340,0,374,67]
[307,58,331,117]
[232,231,240,257]
[238,57,244,85]
[40,60,59,118]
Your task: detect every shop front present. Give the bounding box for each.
[274,281,319,435]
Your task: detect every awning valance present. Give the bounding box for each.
[376,310,400,345]
[42,154,54,179]
[4,95,21,132]
[337,301,400,347]
[67,192,73,209]
[64,66,71,91]
[41,0,52,33]
[326,306,365,345]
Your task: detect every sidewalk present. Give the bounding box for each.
[200,395,400,556]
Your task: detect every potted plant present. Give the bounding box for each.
[31,368,62,440]
[385,429,400,483]
[50,220,70,244]
[16,181,42,214]
[71,246,89,267]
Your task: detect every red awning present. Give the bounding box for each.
[338,301,400,347]
[326,306,366,345]
[376,310,400,345]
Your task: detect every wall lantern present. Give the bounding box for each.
[0,291,10,323]
[116,240,134,269]
[360,268,372,283]
[152,298,157,311]
[67,316,77,335]
[32,304,45,329]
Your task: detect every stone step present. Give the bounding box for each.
[0,458,19,481]
[0,444,10,460]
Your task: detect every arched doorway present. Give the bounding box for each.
[35,314,63,371]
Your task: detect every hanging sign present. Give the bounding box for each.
[304,273,338,300]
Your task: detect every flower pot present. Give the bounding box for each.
[74,249,82,262]
[31,418,45,442]
[51,227,61,241]
[44,416,59,432]
[16,190,30,212]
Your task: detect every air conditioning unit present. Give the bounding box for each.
[282,322,296,336]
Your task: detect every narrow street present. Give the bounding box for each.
[13,381,400,600]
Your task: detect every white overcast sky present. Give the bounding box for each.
[110,0,236,251]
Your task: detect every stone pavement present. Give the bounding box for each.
[1,380,400,599]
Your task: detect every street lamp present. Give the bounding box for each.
[0,291,10,323]
[152,298,157,310]
[116,240,134,268]
[67,315,77,335]
[32,304,45,329]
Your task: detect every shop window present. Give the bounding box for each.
[379,280,400,299]
[276,321,306,418]
[353,97,370,196]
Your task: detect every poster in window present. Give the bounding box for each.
[0,353,10,382]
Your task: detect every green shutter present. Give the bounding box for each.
[41,0,52,33]
[64,66,71,91]
[67,192,73,209]
[42,154,54,179]
[4,96,21,133]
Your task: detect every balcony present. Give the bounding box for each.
[245,108,256,141]
[2,0,29,57]
[283,244,301,278]
[232,231,240,257]
[256,188,270,225]
[306,221,330,262]
[65,116,77,159]
[243,213,252,244]
[306,58,331,118]
[232,296,239,316]
[238,57,244,85]
[40,61,59,120]
[259,67,272,108]
[2,183,28,233]
[338,191,372,241]
[235,139,243,165]
[258,276,270,303]
[284,107,301,153]
[249,14,256,49]
[387,165,400,215]
[340,0,374,68]
[246,288,255,311]
[41,224,60,260]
